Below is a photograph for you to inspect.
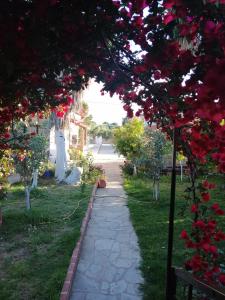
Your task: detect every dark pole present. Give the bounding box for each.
[165,127,177,300]
[36,124,39,134]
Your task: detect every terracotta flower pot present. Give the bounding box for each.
[98,179,106,188]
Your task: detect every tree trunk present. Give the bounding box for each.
[180,161,183,181]
[25,186,31,210]
[31,169,38,188]
[133,164,137,176]
[153,178,160,201]
[0,207,2,225]
[55,129,67,182]
[156,180,160,201]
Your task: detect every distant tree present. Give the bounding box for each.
[142,129,167,201]
[84,114,94,127]
[98,124,112,139]
[113,118,144,175]
[89,122,118,141]
[109,122,119,129]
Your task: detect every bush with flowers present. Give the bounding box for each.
[181,179,225,286]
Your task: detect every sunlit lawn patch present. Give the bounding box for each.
[0,179,92,300]
[124,175,225,300]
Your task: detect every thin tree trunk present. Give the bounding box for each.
[153,178,160,201]
[0,207,2,225]
[25,186,31,210]
[180,161,183,181]
[55,129,67,182]
[156,180,160,201]
[133,164,137,176]
[31,169,38,188]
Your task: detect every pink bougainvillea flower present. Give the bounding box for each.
[202,243,210,253]
[163,13,176,25]
[153,71,161,80]
[205,20,216,32]
[214,231,225,242]
[219,274,225,285]
[163,0,175,9]
[4,132,10,139]
[193,220,206,229]
[215,209,225,216]
[211,203,220,210]
[207,220,216,230]
[209,245,217,255]
[180,230,189,239]
[202,180,216,190]
[201,192,211,202]
[191,204,198,213]
[56,111,64,118]
[77,68,85,76]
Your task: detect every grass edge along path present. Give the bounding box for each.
[0,180,93,300]
[124,175,225,300]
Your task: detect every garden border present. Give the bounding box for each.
[60,183,98,300]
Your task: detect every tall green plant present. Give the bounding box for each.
[0,150,14,224]
[113,118,144,175]
[13,135,47,209]
[139,128,172,200]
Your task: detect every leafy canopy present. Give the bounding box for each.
[113,118,144,161]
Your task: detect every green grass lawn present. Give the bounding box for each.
[124,174,225,300]
[0,179,92,300]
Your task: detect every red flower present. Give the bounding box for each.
[153,71,161,80]
[207,220,216,230]
[133,65,147,74]
[191,204,198,213]
[202,180,216,190]
[201,192,211,202]
[185,240,196,248]
[123,104,130,111]
[214,231,225,242]
[193,220,206,229]
[204,270,214,281]
[215,209,224,216]
[209,245,217,255]
[66,96,74,105]
[211,203,219,210]
[202,243,210,253]
[163,0,175,9]
[188,254,205,272]
[56,111,64,118]
[219,274,225,285]
[180,229,189,239]
[4,132,10,139]
[163,13,176,25]
[77,68,85,76]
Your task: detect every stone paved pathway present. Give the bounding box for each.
[70,145,143,300]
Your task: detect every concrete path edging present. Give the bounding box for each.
[60,183,98,300]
